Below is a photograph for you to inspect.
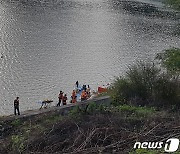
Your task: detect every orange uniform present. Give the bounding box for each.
[72,96,77,103]
[81,90,87,101]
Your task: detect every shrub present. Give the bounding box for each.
[126,62,160,101]
[156,48,180,76]
[109,61,180,108]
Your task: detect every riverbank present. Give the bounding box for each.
[0,101,180,154]
[0,95,111,122]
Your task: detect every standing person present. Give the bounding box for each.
[76,81,79,88]
[14,97,20,115]
[71,90,77,103]
[57,91,63,106]
[87,85,91,98]
[62,94,67,105]
[71,95,77,103]
[72,90,76,98]
[81,90,87,101]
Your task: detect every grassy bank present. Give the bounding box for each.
[0,103,180,154]
[165,0,180,10]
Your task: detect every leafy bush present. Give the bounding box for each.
[156,48,180,76]
[109,61,180,108]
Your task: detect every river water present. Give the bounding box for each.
[0,0,179,115]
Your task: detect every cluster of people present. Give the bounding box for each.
[57,91,68,106]
[57,82,92,106]
[81,85,91,101]
[13,81,92,115]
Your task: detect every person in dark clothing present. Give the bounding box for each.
[62,94,67,105]
[76,81,79,88]
[83,85,87,91]
[14,97,20,115]
[57,91,63,106]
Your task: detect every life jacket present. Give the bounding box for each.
[72,96,77,103]
[81,91,87,99]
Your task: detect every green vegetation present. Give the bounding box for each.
[156,48,180,76]
[165,0,180,10]
[117,104,156,118]
[0,103,179,154]
[11,135,25,153]
[69,102,107,118]
[11,119,22,127]
[109,49,180,108]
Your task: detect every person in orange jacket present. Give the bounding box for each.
[71,95,77,103]
[72,90,76,98]
[71,90,77,103]
[81,90,87,101]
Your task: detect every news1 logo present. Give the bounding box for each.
[164,138,179,152]
[134,138,179,152]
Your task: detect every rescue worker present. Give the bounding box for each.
[72,90,76,98]
[87,85,91,98]
[62,94,67,105]
[71,95,77,103]
[71,90,77,103]
[81,90,87,101]
[14,97,20,115]
[57,91,63,106]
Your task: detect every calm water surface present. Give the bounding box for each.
[0,0,179,115]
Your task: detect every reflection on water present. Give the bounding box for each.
[0,0,179,115]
